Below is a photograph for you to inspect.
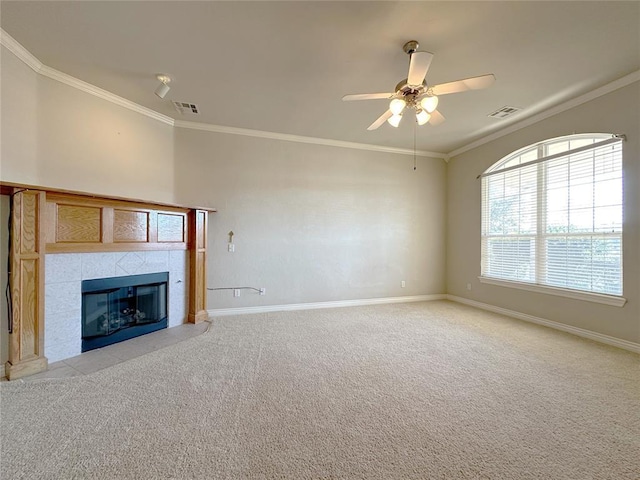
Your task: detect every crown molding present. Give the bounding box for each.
[38,65,175,126]
[174,120,446,159]
[5,27,634,161]
[1,28,446,158]
[1,28,43,72]
[1,29,175,127]
[448,70,640,158]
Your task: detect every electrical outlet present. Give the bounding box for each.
[401,281,406,288]
[233,289,240,297]
[228,243,235,253]
[259,288,266,296]
[466,283,472,291]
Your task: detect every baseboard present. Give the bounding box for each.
[446,295,640,354]
[208,294,446,317]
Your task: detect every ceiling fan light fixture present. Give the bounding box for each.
[416,109,431,125]
[388,113,402,128]
[389,98,406,115]
[420,95,439,113]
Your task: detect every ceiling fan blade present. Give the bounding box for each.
[367,110,393,130]
[342,93,395,101]
[407,51,434,86]
[429,110,446,126]
[430,74,496,96]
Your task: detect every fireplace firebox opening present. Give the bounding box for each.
[81,272,169,352]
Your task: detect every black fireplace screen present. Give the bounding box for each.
[82,272,168,352]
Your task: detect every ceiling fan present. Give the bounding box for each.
[343,40,496,130]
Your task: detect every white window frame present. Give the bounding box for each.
[479,134,626,307]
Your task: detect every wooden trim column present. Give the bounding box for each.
[188,209,209,323]
[5,189,48,379]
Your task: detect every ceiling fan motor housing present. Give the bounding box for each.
[403,40,420,55]
[395,79,429,111]
[395,79,427,93]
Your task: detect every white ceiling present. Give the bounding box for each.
[2,1,639,155]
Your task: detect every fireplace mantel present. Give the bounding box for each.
[45,193,190,253]
[2,183,215,380]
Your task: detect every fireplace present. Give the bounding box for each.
[82,272,169,352]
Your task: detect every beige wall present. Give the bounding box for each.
[1,45,446,315]
[174,128,446,308]
[1,45,176,204]
[1,47,38,182]
[447,82,640,343]
[2,42,638,347]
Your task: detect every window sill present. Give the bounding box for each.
[478,277,627,307]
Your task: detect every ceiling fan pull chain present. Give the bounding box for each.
[414,120,417,171]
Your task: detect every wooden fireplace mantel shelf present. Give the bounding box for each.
[1,182,215,380]
[0,181,217,213]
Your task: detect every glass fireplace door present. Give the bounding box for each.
[81,273,169,352]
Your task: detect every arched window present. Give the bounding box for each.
[480,133,624,300]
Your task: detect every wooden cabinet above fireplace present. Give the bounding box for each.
[45,193,190,253]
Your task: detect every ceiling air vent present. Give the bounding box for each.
[172,101,199,115]
[488,106,522,119]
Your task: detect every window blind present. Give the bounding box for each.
[481,136,623,296]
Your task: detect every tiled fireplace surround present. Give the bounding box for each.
[45,251,189,362]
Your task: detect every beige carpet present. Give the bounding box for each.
[1,301,639,479]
